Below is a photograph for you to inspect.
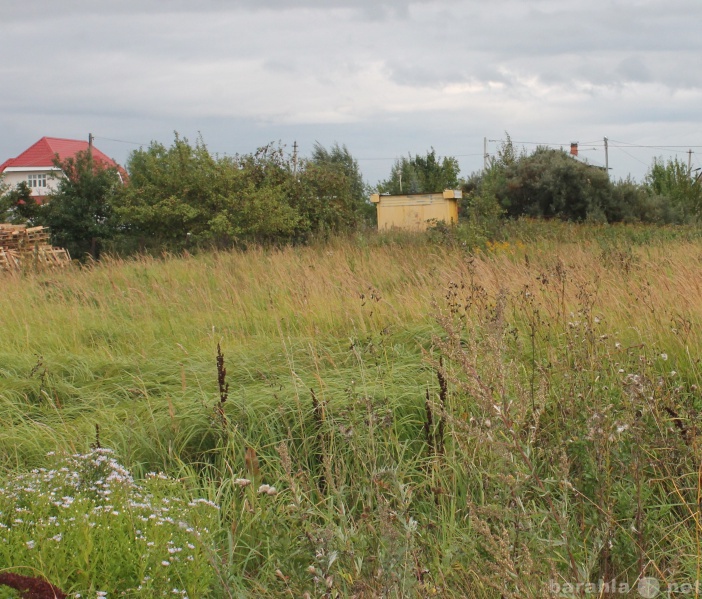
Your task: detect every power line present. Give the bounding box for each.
[608,138,702,149]
[357,152,484,161]
[612,146,650,168]
[487,137,702,152]
[94,136,149,146]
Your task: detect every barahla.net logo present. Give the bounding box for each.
[549,577,702,597]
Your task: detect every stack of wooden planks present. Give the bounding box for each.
[0,224,71,271]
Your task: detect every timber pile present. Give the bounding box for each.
[0,224,71,271]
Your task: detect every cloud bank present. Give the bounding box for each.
[2,0,701,183]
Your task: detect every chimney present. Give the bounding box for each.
[570,142,578,157]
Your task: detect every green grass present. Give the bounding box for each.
[1,220,702,597]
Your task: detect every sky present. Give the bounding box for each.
[2,0,702,186]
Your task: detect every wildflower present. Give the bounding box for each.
[258,484,271,494]
[51,534,63,542]
[162,560,170,566]
[234,478,251,487]
[26,540,35,549]
[661,353,668,361]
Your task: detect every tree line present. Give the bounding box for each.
[467,135,702,225]
[1,133,700,259]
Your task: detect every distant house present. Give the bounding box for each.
[0,137,125,203]
[370,190,461,231]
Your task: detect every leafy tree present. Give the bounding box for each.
[0,182,42,225]
[308,142,374,224]
[116,135,368,251]
[462,134,523,229]
[116,137,300,249]
[377,148,461,195]
[43,150,123,260]
[309,142,366,203]
[498,147,611,220]
[644,157,702,220]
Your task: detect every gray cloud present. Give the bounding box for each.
[2,0,701,185]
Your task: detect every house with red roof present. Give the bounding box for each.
[0,137,125,202]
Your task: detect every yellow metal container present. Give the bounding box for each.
[370,190,461,231]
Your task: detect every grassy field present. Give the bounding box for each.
[1,221,702,597]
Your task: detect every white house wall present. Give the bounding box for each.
[2,167,63,197]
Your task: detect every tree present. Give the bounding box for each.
[116,135,371,251]
[0,182,43,225]
[43,150,123,260]
[307,142,374,225]
[644,157,702,221]
[377,148,461,195]
[479,146,611,221]
[116,136,302,249]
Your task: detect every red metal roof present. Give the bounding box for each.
[0,137,121,172]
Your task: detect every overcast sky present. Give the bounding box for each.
[2,0,701,185]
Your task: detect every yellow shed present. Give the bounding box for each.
[370,190,461,231]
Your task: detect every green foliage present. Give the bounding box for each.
[308,141,376,225]
[377,148,461,195]
[644,157,702,220]
[0,449,218,597]
[467,135,694,224]
[42,151,123,259]
[498,146,611,220]
[116,135,367,251]
[116,137,296,249]
[606,177,684,224]
[309,142,367,205]
[0,182,42,225]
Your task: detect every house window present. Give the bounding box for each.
[27,174,47,188]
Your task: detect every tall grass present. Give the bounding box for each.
[1,221,701,596]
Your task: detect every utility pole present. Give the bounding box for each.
[484,137,488,171]
[88,132,94,168]
[292,141,298,176]
[688,149,693,174]
[604,136,609,178]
